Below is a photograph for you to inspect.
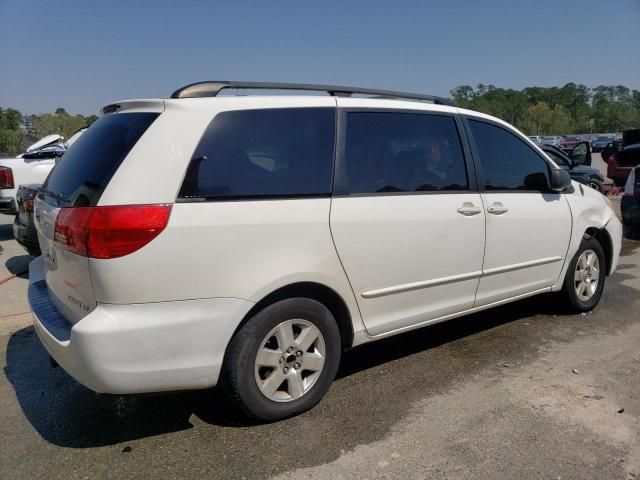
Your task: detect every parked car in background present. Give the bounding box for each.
[604,129,640,185]
[29,81,621,421]
[528,136,543,143]
[591,135,614,152]
[621,165,640,237]
[559,135,582,153]
[0,129,85,214]
[0,135,64,214]
[10,129,85,254]
[541,136,562,146]
[540,143,604,192]
[12,184,41,256]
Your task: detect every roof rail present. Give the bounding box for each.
[170,81,456,106]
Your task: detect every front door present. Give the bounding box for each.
[330,108,485,336]
[465,118,572,306]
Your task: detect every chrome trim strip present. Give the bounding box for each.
[361,270,483,299]
[360,256,563,299]
[482,256,563,276]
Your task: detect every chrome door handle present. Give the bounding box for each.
[487,202,509,215]
[457,202,482,216]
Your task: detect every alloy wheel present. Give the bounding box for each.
[574,249,600,301]
[254,319,326,402]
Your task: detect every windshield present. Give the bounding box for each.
[43,112,159,207]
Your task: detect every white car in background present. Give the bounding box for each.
[29,81,622,421]
[0,129,85,214]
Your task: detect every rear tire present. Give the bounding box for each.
[222,298,341,422]
[587,179,603,192]
[561,236,606,312]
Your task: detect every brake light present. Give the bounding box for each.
[0,166,14,189]
[54,204,172,259]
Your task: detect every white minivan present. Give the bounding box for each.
[30,82,622,421]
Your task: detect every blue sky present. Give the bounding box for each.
[1,0,639,115]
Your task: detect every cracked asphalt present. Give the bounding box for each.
[1,205,640,480]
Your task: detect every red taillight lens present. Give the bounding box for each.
[0,166,14,189]
[54,204,172,259]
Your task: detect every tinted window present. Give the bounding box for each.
[469,120,550,191]
[179,108,335,199]
[44,112,159,206]
[343,112,468,194]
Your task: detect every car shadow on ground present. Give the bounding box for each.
[0,223,13,242]
[0,294,592,448]
[4,241,640,449]
[4,254,33,279]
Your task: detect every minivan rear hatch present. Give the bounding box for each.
[35,110,161,324]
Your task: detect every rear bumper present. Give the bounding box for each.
[607,166,631,185]
[29,256,254,394]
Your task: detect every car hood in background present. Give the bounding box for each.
[571,165,603,179]
[26,134,64,153]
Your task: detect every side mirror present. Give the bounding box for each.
[549,168,572,192]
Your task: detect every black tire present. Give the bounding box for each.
[222,298,341,422]
[587,178,603,193]
[561,236,606,312]
[25,246,41,257]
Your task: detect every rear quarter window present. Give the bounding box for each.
[43,112,159,207]
[178,108,336,200]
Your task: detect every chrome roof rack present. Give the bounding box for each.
[170,81,456,106]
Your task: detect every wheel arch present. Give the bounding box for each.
[229,282,355,352]
[584,226,613,275]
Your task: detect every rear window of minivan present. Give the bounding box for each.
[178,108,335,200]
[43,112,159,207]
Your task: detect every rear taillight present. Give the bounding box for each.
[54,204,172,259]
[0,166,14,189]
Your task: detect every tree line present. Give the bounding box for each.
[2,83,640,156]
[450,83,640,136]
[0,107,98,157]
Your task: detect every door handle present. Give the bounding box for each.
[487,202,509,215]
[457,202,482,216]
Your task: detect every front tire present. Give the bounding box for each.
[561,236,606,312]
[222,298,341,422]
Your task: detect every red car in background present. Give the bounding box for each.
[559,135,582,153]
[604,129,640,186]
